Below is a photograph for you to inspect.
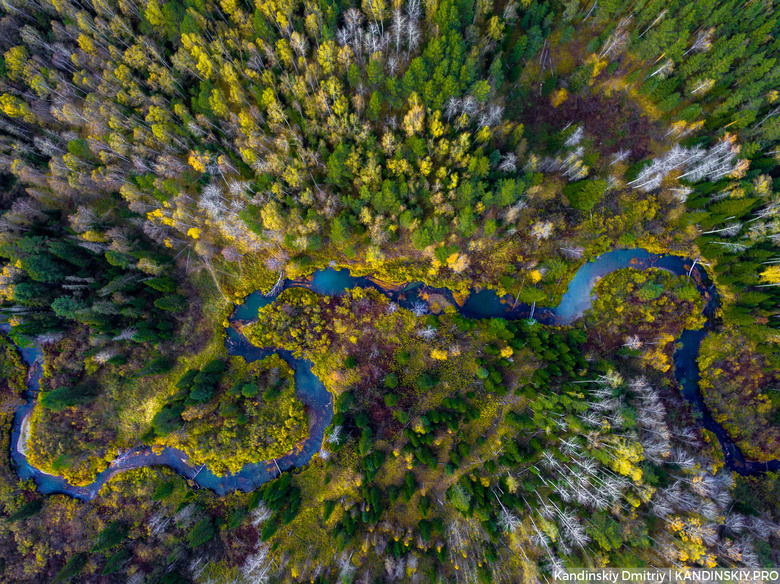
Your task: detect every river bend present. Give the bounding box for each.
[6,249,778,501]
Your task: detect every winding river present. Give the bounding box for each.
[6,248,779,501]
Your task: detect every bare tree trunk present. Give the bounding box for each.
[204,259,229,302]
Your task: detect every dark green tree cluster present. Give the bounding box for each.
[252,471,302,541]
[149,359,227,437]
[0,213,182,345]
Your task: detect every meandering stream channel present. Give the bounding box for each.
[6,248,779,501]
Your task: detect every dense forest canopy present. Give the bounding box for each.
[0,0,779,581]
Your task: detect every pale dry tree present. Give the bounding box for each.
[241,543,274,583]
[384,556,407,581]
[386,54,399,75]
[670,186,693,202]
[623,335,643,350]
[684,28,714,56]
[189,556,210,580]
[444,97,461,120]
[651,58,674,79]
[416,326,437,340]
[227,179,250,197]
[541,145,590,181]
[499,507,521,534]
[722,513,747,535]
[406,0,422,20]
[701,221,743,237]
[599,28,629,59]
[93,348,118,364]
[106,226,132,253]
[336,27,351,47]
[174,504,197,527]
[404,20,422,54]
[610,149,631,165]
[667,447,696,469]
[36,332,65,344]
[672,426,700,447]
[148,512,171,536]
[627,143,692,191]
[742,514,780,541]
[531,220,554,240]
[711,241,749,253]
[445,515,478,562]
[700,188,732,205]
[564,126,584,148]
[390,8,407,53]
[503,199,528,224]
[364,27,383,55]
[461,95,478,117]
[250,503,273,529]
[690,78,715,95]
[337,552,357,583]
[199,183,229,221]
[598,369,624,388]
[112,327,137,341]
[718,537,760,567]
[483,104,504,127]
[411,300,429,317]
[498,152,517,173]
[555,507,590,548]
[560,245,585,259]
[630,139,742,192]
[77,240,108,254]
[327,425,343,445]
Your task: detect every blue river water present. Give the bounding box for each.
[5,248,779,500]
